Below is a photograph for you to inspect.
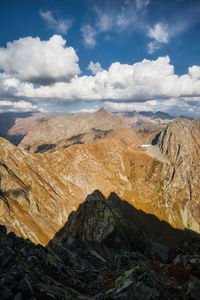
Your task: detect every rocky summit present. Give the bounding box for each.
[1,190,200,300]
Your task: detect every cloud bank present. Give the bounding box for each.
[0,35,200,116]
[1,53,200,103]
[20,56,200,103]
[0,100,37,113]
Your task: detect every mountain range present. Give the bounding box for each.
[0,108,200,299]
[0,109,179,147]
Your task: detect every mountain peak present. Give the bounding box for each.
[94,107,109,115]
[85,189,106,202]
[97,107,106,112]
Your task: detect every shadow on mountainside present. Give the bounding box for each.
[0,112,33,145]
[117,196,200,247]
[0,190,200,299]
[50,190,200,250]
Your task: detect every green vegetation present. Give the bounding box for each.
[145,160,160,181]
[128,160,135,180]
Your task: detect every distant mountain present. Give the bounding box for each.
[0,112,33,144]
[140,111,175,120]
[0,109,177,148]
[115,110,175,127]
[0,111,54,145]
[19,107,127,152]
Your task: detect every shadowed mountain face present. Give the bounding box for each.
[48,190,153,257]
[0,112,54,145]
[0,190,200,299]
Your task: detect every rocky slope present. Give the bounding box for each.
[1,128,156,244]
[0,117,200,245]
[19,108,127,152]
[1,191,200,299]
[0,137,84,245]
[153,118,200,233]
[0,109,200,244]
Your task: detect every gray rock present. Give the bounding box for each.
[14,292,22,300]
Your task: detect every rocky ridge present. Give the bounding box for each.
[0,190,200,299]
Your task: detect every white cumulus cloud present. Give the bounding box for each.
[1,54,200,116]
[0,35,80,85]
[189,65,200,80]
[147,23,169,54]
[18,56,200,103]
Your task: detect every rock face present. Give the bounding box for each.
[19,108,126,152]
[153,118,200,232]
[0,191,200,300]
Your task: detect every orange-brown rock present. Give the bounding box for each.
[0,117,200,245]
[0,138,84,245]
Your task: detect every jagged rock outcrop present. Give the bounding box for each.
[1,191,200,299]
[49,190,152,258]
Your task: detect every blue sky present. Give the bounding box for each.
[0,0,200,117]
